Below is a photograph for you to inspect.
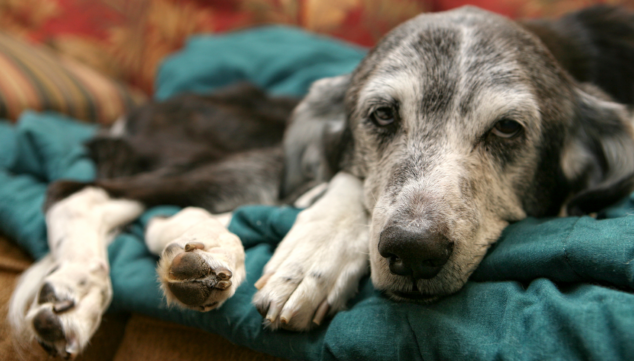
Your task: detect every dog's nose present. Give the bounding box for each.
[378,225,453,279]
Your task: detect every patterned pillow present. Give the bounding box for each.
[0,32,145,125]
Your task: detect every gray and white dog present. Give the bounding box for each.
[254,5,634,330]
[8,4,634,359]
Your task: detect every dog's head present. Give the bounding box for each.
[284,7,634,301]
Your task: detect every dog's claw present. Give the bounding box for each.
[280,308,294,327]
[185,242,205,252]
[265,302,281,324]
[254,273,272,290]
[216,280,232,290]
[216,267,232,280]
[312,299,329,326]
[38,282,76,314]
[53,299,75,313]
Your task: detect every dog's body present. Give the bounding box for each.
[81,83,298,212]
[273,4,634,308]
[8,4,634,358]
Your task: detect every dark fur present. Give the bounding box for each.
[521,5,634,106]
[46,83,298,213]
[523,6,634,215]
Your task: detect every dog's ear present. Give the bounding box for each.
[563,85,634,216]
[280,74,351,200]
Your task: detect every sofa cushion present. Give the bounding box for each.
[0,32,145,124]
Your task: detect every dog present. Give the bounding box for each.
[8,4,634,358]
[252,4,634,330]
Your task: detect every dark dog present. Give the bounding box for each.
[72,83,297,211]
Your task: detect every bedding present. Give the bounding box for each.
[0,27,633,361]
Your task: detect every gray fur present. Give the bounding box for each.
[281,75,351,200]
[285,6,634,300]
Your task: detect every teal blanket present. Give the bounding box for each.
[1,27,633,361]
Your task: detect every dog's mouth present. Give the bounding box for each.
[387,290,440,303]
[384,281,442,303]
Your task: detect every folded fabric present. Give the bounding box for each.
[1,27,633,361]
[156,26,367,99]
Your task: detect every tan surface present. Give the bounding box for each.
[113,315,282,361]
[0,235,284,361]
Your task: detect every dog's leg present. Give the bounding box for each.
[253,172,369,331]
[146,208,245,311]
[9,185,143,359]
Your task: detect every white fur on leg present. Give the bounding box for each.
[8,187,144,359]
[145,208,233,255]
[146,207,245,312]
[145,208,215,255]
[8,253,56,359]
[253,172,369,331]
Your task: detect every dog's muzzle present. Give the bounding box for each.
[378,225,454,280]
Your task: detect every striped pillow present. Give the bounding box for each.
[0,32,146,125]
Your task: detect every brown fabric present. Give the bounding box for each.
[0,235,43,361]
[0,235,284,360]
[113,315,284,361]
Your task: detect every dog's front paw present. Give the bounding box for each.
[252,208,369,331]
[26,261,112,359]
[155,217,246,311]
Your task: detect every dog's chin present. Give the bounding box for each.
[370,255,471,303]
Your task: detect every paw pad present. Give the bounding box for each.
[170,252,211,280]
[167,281,212,306]
[165,253,235,308]
[33,309,65,344]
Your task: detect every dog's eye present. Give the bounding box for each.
[370,107,396,126]
[492,119,522,138]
